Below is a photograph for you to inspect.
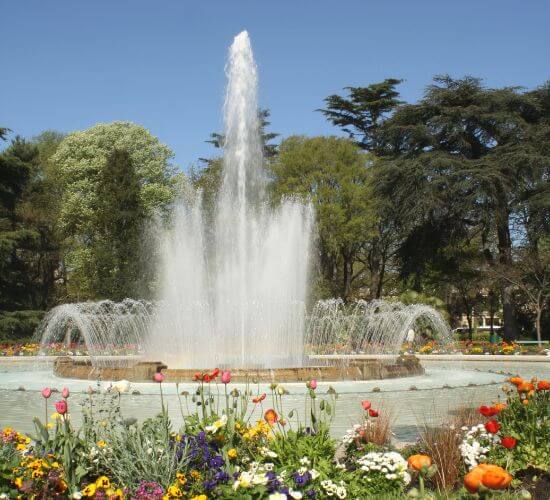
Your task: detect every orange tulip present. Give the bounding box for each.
[492,402,507,412]
[465,465,513,493]
[517,381,534,393]
[464,467,485,493]
[477,464,503,472]
[407,454,432,471]
[481,469,513,490]
[522,399,529,405]
[508,377,523,386]
[537,380,550,391]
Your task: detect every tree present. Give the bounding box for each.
[0,137,33,310]
[371,76,549,340]
[86,149,146,300]
[203,108,280,159]
[319,79,403,152]
[270,136,374,299]
[51,121,180,300]
[0,131,63,338]
[319,80,404,298]
[494,240,549,343]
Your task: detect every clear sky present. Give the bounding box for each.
[2,1,549,171]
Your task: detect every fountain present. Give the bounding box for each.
[148,31,313,369]
[34,31,452,382]
[306,299,453,357]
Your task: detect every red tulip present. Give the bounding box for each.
[153,372,165,383]
[501,436,517,449]
[41,387,52,399]
[211,368,220,378]
[485,419,500,434]
[203,374,212,383]
[361,400,372,410]
[61,387,70,399]
[368,409,379,417]
[253,393,266,404]
[221,370,231,384]
[193,372,202,381]
[478,405,498,417]
[54,400,68,415]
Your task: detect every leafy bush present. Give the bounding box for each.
[0,310,44,340]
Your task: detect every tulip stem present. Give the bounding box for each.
[418,474,425,498]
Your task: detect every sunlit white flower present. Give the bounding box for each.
[269,494,287,500]
[205,414,228,434]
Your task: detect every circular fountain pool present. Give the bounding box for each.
[2,359,547,441]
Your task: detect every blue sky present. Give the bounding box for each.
[2,1,549,171]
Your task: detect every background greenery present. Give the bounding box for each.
[1,76,548,341]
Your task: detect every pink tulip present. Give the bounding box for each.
[41,387,52,399]
[54,400,68,415]
[62,387,70,399]
[221,370,231,384]
[361,400,371,410]
[153,372,165,383]
[308,379,317,390]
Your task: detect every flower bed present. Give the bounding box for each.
[401,340,548,356]
[3,340,546,359]
[0,342,140,357]
[0,369,548,499]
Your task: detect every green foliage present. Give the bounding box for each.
[72,149,147,299]
[488,389,549,473]
[0,133,62,316]
[0,310,44,340]
[51,122,181,300]
[271,135,375,299]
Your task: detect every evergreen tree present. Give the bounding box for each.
[90,149,146,300]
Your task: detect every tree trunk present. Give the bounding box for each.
[535,303,542,345]
[495,200,519,341]
[342,251,353,301]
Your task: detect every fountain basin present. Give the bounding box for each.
[53,355,424,382]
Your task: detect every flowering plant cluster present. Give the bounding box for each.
[0,370,548,498]
[400,340,547,356]
[460,423,501,469]
[354,451,411,494]
[0,342,142,357]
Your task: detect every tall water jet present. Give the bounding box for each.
[149,31,313,368]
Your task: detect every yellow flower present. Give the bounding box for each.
[95,475,111,489]
[31,469,44,478]
[13,477,23,488]
[191,496,207,500]
[97,440,107,448]
[227,448,238,459]
[190,470,201,480]
[105,487,124,499]
[51,412,61,420]
[82,483,97,497]
[176,472,187,485]
[16,444,27,451]
[46,423,54,429]
[167,484,183,497]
